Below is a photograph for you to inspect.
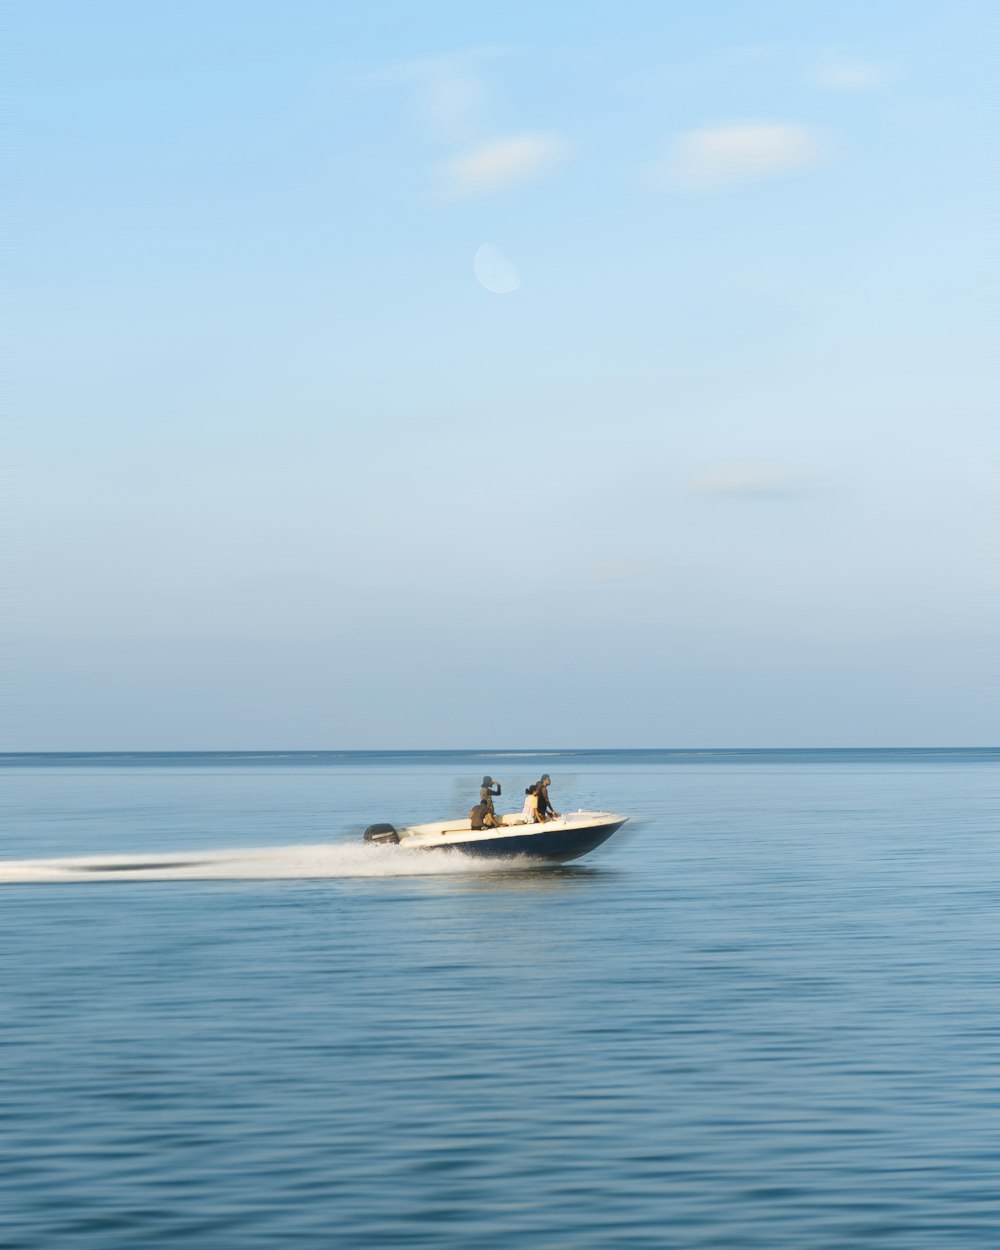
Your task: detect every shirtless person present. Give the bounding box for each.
[535,774,559,822]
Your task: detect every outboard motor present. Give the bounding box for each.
[364,822,399,845]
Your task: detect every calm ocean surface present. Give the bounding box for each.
[1,749,998,1248]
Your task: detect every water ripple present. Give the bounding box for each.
[2,753,998,1247]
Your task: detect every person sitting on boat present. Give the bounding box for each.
[521,784,539,823]
[469,802,497,831]
[535,774,559,822]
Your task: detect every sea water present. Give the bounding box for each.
[1,750,997,1248]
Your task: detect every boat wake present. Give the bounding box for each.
[0,841,540,884]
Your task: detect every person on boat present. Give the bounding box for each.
[479,776,502,826]
[469,802,496,831]
[521,784,539,823]
[535,774,559,822]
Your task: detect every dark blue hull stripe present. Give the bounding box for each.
[424,819,626,863]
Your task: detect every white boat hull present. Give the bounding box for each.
[366,810,628,863]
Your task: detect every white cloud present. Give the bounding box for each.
[689,462,819,497]
[665,122,825,189]
[442,133,567,195]
[420,73,484,144]
[812,60,889,91]
[358,47,509,144]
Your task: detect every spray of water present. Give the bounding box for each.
[0,841,556,884]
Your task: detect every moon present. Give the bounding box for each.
[473,244,521,294]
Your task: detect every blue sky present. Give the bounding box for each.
[8,1,998,748]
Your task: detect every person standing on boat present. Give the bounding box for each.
[535,774,559,822]
[480,776,502,826]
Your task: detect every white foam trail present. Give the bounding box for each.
[0,842,537,884]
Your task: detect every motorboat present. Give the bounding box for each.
[363,809,628,863]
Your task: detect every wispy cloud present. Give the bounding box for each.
[360,49,569,196]
[442,133,568,195]
[358,47,509,144]
[419,71,485,144]
[811,59,890,91]
[663,122,825,189]
[689,462,820,497]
